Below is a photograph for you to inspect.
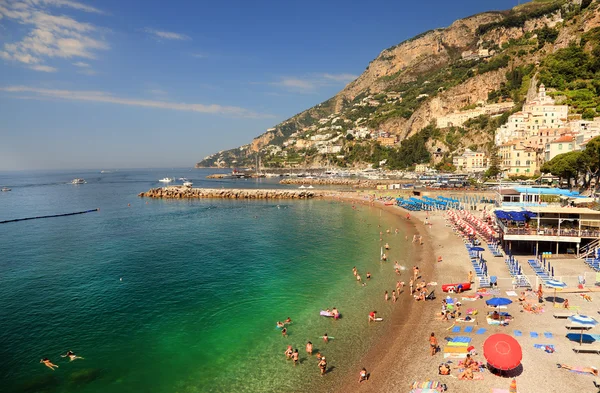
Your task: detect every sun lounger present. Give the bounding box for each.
[573,344,600,354]
[553,312,573,319]
[566,325,593,330]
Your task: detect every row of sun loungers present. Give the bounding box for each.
[527,259,551,282]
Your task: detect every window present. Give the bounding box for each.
[559,144,563,150]
[568,144,572,149]
[516,169,520,173]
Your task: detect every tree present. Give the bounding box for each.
[579,136,600,189]
[484,145,501,179]
[541,151,582,189]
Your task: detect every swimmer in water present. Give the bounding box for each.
[40,358,59,370]
[284,317,292,324]
[61,350,84,361]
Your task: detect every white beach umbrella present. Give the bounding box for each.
[545,279,567,306]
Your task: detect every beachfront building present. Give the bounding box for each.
[495,84,569,145]
[498,140,539,177]
[415,164,430,173]
[495,205,600,256]
[544,134,576,162]
[452,149,489,173]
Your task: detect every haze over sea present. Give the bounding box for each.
[0,169,413,393]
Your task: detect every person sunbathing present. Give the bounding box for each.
[438,363,451,375]
[558,364,599,376]
[563,299,570,309]
[581,294,592,302]
[458,367,473,380]
[518,292,526,302]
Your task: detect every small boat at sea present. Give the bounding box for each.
[71,178,86,184]
[307,185,314,189]
[1,187,11,192]
[299,185,306,189]
[183,181,193,187]
[159,177,174,183]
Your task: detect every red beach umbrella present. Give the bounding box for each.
[483,334,522,371]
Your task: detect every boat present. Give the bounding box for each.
[183,181,193,187]
[1,187,11,192]
[307,185,314,189]
[159,177,174,183]
[441,282,471,292]
[71,178,86,184]
[299,185,306,189]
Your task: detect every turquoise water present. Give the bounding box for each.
[0,169,414,392]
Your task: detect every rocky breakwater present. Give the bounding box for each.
[138,187,323,199]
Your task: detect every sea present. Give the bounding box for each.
[0,168,415,393]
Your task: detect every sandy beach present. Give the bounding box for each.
[327,191,600,393]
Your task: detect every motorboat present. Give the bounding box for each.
[183,181,193,187]
[159,177,174,183]
[1,187,11,192]
[71,178,86,184]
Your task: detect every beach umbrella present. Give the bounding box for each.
[569,315,598,345]
[486,297,512,307]
[483,333,522,371]
[551,266,554,277]
[545,280,567,306]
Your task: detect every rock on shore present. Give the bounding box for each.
[138,187,323,199]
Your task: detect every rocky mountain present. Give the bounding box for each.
[197,0,599,170]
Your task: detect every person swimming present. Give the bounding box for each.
[61,351,84,362]
[284,317,292,324]
[40,358,59,370]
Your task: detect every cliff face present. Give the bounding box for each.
[198,0,596,169]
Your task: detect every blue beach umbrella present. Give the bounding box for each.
[546,279,567,305]
[568,315,598,345]
[552,266,555,277]
[470,247,485,252]
[486,297,512,307]
[569,315,599,326]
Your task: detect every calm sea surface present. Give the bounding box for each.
[0,168,414,393]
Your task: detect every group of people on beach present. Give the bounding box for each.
[40,351,83,370]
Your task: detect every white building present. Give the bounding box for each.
[452,149,489,173]
[495,84,569,145]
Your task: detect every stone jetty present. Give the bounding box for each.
[138,187,323,199]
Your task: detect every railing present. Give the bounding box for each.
[579,238,600,259]
[502,227,600,238]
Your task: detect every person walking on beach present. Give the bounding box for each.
[397,281,404,293]
[468,271,473,283]
[40,358,59,371]
[419,236,423,245]
[318,356,327,375]
[429,333,438,356]
[292,349,299,366]
[385,290,389,301]
[306,341,313,355]
[409,279,414,295]
[537,283,544,303]
[392,290,397,303]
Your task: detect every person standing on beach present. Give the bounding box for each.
[397,281,404,293]
[384,290,389,301]
[392,290,397,303]
[468,271,473,283]
[409,279,414,295]
[429,333,438,356]
[358,367,368,383]
[306,341,313,355]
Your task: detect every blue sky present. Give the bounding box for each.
[0,0,521,170]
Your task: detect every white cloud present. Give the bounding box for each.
[275,78,316,91]
[0,86,273,118]
[24,0,104,14]
[321,73,358,83]
[29,64,57,72]
[72,61,89,67]
[0,0,108,72]
[142,28,190,41]
[271,73,358,93]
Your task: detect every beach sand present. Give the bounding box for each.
[327,192,600,393]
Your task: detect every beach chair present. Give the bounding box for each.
[572,344,600,354]
[490,276,497,287]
